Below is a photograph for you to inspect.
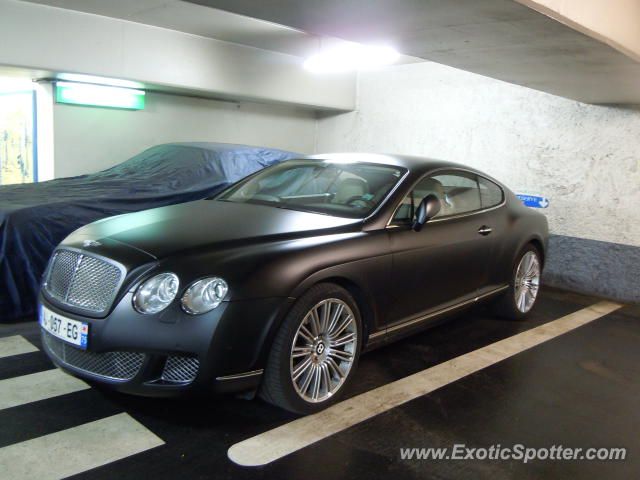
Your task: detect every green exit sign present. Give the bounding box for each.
[55,81,145,110]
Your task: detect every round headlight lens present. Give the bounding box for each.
[181,277,228,314]
[133,273,179,314]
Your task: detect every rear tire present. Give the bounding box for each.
[491,244,542,320]
[259,283,362,414]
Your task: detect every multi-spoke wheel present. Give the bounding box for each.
[491,244,542,320]
[290,299,357,403]
[260,283,362,414]
[514,251,540,313]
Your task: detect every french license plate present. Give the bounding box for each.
[39,305,88,349]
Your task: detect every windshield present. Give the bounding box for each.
[216,159,406,218]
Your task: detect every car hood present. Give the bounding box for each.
[64,200,363,258]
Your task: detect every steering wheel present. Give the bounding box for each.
[345,195,376,209]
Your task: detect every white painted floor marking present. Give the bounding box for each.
[0,413,164,479]
[228,301,622,466]
[0,369,89,411]
[0,336,38,359]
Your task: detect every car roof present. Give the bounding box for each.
[300,152,474,177]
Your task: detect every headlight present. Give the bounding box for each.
[133,273,179,314]
[181,277,228,314]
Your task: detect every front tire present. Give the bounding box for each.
[491,244,542,320]
[260,283,362,414]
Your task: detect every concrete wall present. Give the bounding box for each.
[53,91,316,178]
[316,61,640,303]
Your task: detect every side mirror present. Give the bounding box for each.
[412,194,441,232]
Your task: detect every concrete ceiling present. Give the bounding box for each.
[17,0,418,62]
[19,0,319,58]
[185,0,640,104]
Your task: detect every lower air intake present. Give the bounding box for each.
[161,355,199,383]
[42,331,144,381]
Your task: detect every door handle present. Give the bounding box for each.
[478,225,492,236]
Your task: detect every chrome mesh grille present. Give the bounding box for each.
[44,249,123,314]
[161,356,199,383]
[46,250,77,299]
[42,331,144,381]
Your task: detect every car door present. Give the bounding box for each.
[386,170,495,326]
[476,175,509,294]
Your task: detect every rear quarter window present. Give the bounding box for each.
[478,176,504,208]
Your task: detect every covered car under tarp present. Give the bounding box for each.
[0,142,297,322]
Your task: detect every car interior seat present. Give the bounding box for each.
[393,177,446,221]
[446,187,481,214]
[414,178,446,216]
[333,177,369,204]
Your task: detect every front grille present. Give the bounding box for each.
[43,331,144,381]
[44,249,124,314]
[161,356,199,383]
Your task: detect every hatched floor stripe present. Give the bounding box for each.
[228,300,623,467]
[0,336,39,359]
[0,413,164,480]
[0,369,89,411]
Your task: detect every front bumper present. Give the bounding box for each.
[39,293,291,397]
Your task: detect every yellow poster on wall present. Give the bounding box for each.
[0,91,36,185]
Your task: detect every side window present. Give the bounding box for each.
[392,176,445,222]
[478,176,504,208]
[392,171,482,222]
[432,173,481,217]
[392,190,414,222]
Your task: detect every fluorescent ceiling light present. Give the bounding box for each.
[55,81,145,110]
[304,44,400,73]
[58,73,144,89]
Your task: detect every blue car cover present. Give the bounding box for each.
[0,142,297,321]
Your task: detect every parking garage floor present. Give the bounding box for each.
[0,287,637,479]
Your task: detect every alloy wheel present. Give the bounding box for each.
[290,298,357,403]
[514,251,541,313]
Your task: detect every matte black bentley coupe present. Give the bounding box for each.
[39,154,548,414]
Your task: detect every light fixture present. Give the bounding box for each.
[181,277,228,314]
[55,81,145,110]
[57,73,143,89]
[133,273,179,314]
[304,44,400,73]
